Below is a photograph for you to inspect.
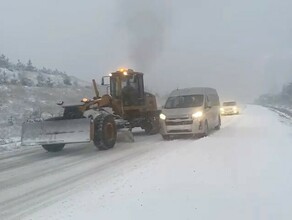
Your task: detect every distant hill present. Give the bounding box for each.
[255,82,292,107]
[0,54,89,88]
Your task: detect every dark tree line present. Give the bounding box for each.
[0,53,75,87]
[0,54,68,76]
[256,82,292,106]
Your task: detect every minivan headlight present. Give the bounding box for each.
[192,111,203,119]
[160,113,166,120]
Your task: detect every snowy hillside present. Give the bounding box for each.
[0,67,89,88]
[0,54,89,88]
[0,84,109,152]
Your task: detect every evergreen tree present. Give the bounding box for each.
[53,69,60,75]
[40,67,48,74]
[20,77,34,86]
[16,60,26,71]
[25,59,36,71]
[63,75,72,85]
[10,73,18,85]
[46,77,54,87]
[73,81,79,87]
[37,73,46,87]
[0,54,10,69]
[0,70,8,84]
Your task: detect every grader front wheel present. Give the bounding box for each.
[93,114,117,150]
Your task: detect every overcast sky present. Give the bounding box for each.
[0,0,291,102]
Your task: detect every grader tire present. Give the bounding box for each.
[93,114,117,150]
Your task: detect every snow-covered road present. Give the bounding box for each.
[1,105,292,220]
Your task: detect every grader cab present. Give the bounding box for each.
[103,68,160,134]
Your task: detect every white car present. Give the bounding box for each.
[220,101,239,115]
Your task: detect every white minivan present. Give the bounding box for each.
[159,87,221,139]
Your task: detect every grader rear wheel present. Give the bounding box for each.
[142,115,160,135]
[143,116,160,135]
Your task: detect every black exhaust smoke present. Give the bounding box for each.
[117,0,172,71]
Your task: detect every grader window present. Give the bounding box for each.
[110,77,120,98]
[110,73,145,106]
[121,76,140,106]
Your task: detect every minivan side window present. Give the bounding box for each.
[208,94,220,106]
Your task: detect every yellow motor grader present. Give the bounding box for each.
[21,68,160,152]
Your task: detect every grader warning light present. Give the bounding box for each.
[81,98,90,103]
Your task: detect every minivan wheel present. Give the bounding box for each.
[203,120,209,137]
[215,115,221,130]
[162,135,170,140]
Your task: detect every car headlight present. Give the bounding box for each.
[192,111,203,119]
[159,113,166,120]
[233,107,237,111]
[220,107,224,112]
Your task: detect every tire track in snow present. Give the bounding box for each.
[0,117,241,220]
[0,148,151,220]
[0,136,163,220]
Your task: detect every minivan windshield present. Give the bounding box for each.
[165,95,204,109]
[223,102,236,106]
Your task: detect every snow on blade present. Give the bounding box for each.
[21,118,91,145]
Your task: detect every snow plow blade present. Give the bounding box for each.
[21,118,92,146]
